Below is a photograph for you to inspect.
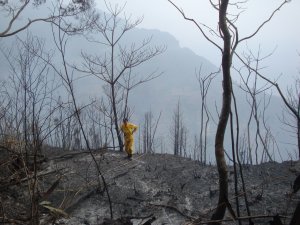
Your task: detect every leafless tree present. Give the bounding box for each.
[86,98,111,150]
[50,97,77,150]
[168,0,289,222]
[0,0,96,38]
[235,47,275,164]
[236,52,300,161]
[48,15,114,219]
[1,33,61,150]
[78,3,165,152]
[0,33,65,224]
[281,75,300,158]
[141,110,161,153]
[196,67,218,164]
[143,111,153,154]
[0,81,9,136]
[170,99,188,157]
[230,90,254,224]
[0,1,106,223]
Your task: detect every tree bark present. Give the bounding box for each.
[111,83,123,152]
[298,95,300,158]
[211,0,231,223]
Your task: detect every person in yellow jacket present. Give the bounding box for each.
[120,118,138,159]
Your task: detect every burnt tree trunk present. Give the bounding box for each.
[290,201,300,225]
[297,95,300,158]
[211,0,231,223]
[111,83,123,152]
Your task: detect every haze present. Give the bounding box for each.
[97,0,300,89]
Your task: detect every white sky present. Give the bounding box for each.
[96,0,300,88]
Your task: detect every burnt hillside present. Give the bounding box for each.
[0,148,299,225]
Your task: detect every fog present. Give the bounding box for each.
[96,0,300,90]
[0,0,298,161]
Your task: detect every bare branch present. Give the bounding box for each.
[167,0,222,52]
[239,0,289,43]
[235,52,299,121]
[0,0,96,37]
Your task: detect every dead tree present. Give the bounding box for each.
[86,98,112,149]
[0,33,64,224]
[51,98,77,150]
[281,77,300,159]
[78,3,164,152]
[0,0,95,38]
[141,110,161,153]
[235,47,275,163]
[143,111,153,153]
[237,53,300,160]
[196,67,218,164]
[1,34,61,153]
[170,99,188,157]
[168,0,289,223]
[231,90,254,224]
[49,15,113,219]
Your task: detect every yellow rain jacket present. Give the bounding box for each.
[121,122,138,156]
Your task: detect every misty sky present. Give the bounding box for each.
[96,0,300,89]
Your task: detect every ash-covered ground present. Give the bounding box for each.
[1,149,300,225]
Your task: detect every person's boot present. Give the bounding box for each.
[127,154,132,160]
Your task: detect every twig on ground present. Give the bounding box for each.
[0,168,65,189]
[149,202,195,220]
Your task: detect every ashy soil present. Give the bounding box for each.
[1,148,300,225]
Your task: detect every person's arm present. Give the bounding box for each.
[131,124,138,134]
